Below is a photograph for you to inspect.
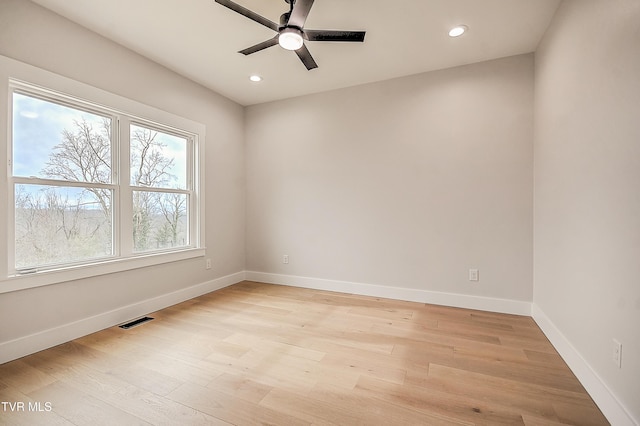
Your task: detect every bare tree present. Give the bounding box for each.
[42,118,112,219]
[130,126,185,250]
[156,192,187,246]
[133,190,154,251]
[130,127,175,187]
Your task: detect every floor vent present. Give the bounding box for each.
[119,316,154,329]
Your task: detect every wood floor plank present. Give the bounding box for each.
[523,348,566,364]
[0,359,57,395]
[258,387,361,425]
[261,385,474,426]
[308,328,397,355]
[553,401,611,426]
[427,363,593,408]
[28,381,152,426]
[135,352,224,388]
[450,349,586,393]
[105,363,185,397]
[168,382,309,426]
[522,415,576,426]
[26,356,227,426]
[355,374,528,425]
[0,281,608,425]
[319,351,407,384]
[0,383,74,426]
[223,332,326,362]
[426,363,565,422]
[206,372,273,404]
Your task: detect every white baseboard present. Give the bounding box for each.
[245,271,532,316]
[532,304,638,426]
[0,271,245,364]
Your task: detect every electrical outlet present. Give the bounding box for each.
[469,269,479,281]
[205,258,212,270]
[613,339,622,368]
[283,254,289,264]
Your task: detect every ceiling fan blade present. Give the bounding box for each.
[215,0,278,32]
[239,36,279,55]
[288,0,314,29]
[305,30,366,42]
[295,44,318,70]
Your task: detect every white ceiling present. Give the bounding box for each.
[30,0,560,106]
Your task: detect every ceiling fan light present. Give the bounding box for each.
[279,28,304,51]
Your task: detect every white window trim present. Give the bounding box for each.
[0,55,206,294]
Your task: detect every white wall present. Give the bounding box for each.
[534,0,640,423]
[246,54,534,309]
[0,0,245,356]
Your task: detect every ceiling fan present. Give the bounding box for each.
[214,0,366,70]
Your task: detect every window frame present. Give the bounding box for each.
[1,55,206,294]
[125,118,196,255]
[11,88,120,271]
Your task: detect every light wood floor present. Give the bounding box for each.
[0,281,609,425]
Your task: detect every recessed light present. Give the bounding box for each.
[449,25,468,37]
[249,75,262,82]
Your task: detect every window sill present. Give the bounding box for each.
[0,248,206,294]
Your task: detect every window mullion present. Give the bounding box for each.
[118,116,133,257]
[188,136,197,247]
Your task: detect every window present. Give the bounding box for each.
[6,77,204,285]
[12,92,115,270]
[129,123,190,252]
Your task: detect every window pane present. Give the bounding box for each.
[130,124,187,189]
[12,92,112,183]
[132,191,188,252]
[15,184,113,270]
